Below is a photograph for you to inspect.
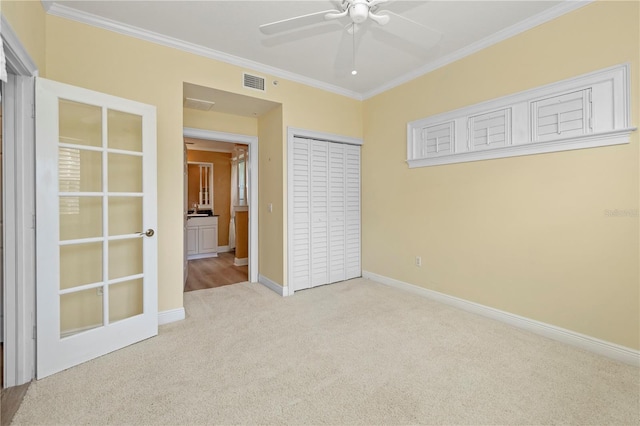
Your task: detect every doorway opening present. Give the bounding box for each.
[184,138,250,291]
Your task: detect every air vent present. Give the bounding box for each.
[243,73,266,92]
[184,97,215,111]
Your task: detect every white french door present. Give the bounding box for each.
[35,78,158,379]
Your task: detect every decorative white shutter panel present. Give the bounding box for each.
[291,137,311,291]
[469,108,511,150]
[532,88,592,142]
[310,141,329,286]
[418,121,454,158]
[345,144,361,280]
[328,143,346,284]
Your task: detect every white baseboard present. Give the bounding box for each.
[187,252,218,260]
[258,274,288,297]
[362,271,639,367]
[217,245,232,253]
[158,307,185,325]
[234,257,248,266]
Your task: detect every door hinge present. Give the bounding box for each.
[32,214,36,229]
[33,325,36,339]
[32,103,36,118]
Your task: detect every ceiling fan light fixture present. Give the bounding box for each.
[349,1,369,24]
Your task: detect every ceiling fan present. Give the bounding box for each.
[259,0,440,39]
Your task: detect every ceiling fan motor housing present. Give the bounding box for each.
[349,1,369,24]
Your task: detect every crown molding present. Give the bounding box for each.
[44,2,363,101]
[44,0,592,101]
[362,0,595,100]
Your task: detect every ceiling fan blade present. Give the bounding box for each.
[377,10,442,48]
[259,10,341,35]
[368,0,389,8]
[325,9,349,20]
[368,11,390,25]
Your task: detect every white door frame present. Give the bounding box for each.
[286,127,362,297]
[1,15,39,387]
[182,127,258,283]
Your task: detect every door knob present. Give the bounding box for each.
[138,229,155,237]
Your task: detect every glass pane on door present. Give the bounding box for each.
[109,279,143,323]
[108,109,142,152]
[60,242,103,290]
[59,99,101,147]
[108,153,142,193]
[108,239,143,280]
[108,197,142,236]
[60,288,103,338]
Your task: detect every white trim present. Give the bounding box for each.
[407,130,634,168]
[217,245,232,253]
[158,308,185,325]
[1,20,38,387]
[183,128,258,284]
[234,257,248,267]
[258,274,288,297]
[44,3,361,100]
[287,127,363,147]
[362,0,594,99]
[187,252,218,260]
[362,271,640,367]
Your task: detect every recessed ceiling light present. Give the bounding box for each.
[351,70,358,76]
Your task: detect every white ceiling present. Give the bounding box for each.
[45,1,587,100]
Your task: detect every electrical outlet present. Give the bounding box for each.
[415,256,422,267]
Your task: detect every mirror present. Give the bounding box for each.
[187,162,214,211]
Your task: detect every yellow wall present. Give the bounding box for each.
[362,1,639,349]
[183,109,258,137]
[34,12,361,312]
[1,0,47,74]
[258,105,285,284]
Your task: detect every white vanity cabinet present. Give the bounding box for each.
[187,216,218,259]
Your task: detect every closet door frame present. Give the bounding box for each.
[286,128,362,296]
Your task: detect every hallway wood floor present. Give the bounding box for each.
[184,251,248,292]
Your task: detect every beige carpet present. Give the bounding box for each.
[12,278,640,425]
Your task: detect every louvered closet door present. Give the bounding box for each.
[328,143,346,283]
[310,141,329,287]
[289,137,361,293]
[291,138,311,290]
